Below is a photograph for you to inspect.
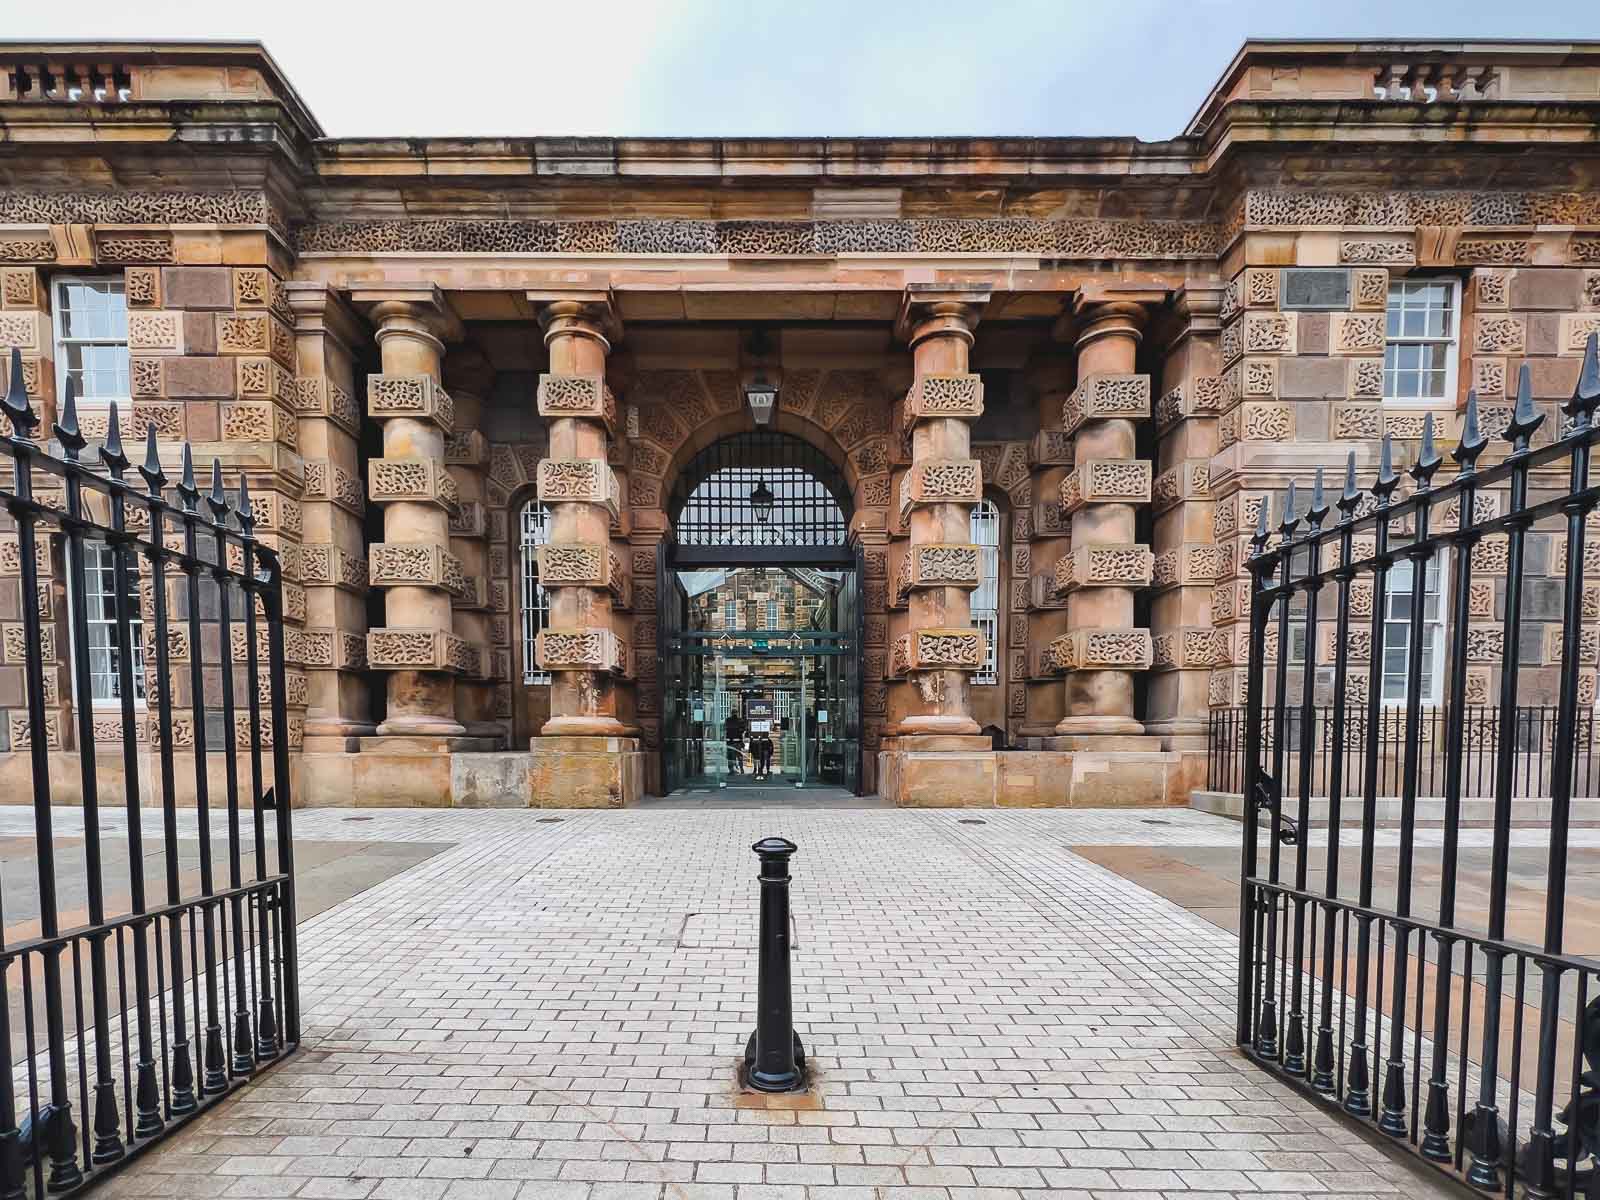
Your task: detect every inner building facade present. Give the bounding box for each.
[3,39,1599,807]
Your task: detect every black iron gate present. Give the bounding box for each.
[1237,337,1600,1195]
[0,350,298,1195]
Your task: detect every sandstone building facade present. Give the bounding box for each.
[2,39,1598,807]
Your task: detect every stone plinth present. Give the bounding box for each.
[529,736,644,808]
[877,736,997,807]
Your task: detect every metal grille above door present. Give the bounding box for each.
[669,432,851,548]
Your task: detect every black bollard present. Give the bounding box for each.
[743,836,805,1092]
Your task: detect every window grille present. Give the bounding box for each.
[79,541,144,704]
[1384,279,1459,403]
[670,431,851,546]
[52,276,129,408]
[519,501,553,684]
[970,499,1001,684]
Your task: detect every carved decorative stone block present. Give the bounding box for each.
[1237,402,1294,442]
[368,374,456,431]
[1029,429,1074,466]
[1152,627,1229,670]
[1151,542,1224,590]
[536,627,626,674]
[1475,315,1526,354]
[891,627,985,672]
[537,372,619,431]
[904,373,983,422]
[1043,629,1153,672]
[534,542,615,588]
[1331,313,1386,354]
[1561,314,1600,354]
[444,430,490,466]
[220,400,295,448]
[1244,267,1279,308]
[897,459,981,521]
[1061,373,1150,435]
[368,627,476,674]
[536,458,621,519]
[907,543,981,589]
[1340,237,1416,265]
[292,377,361,434]
[369,458,460,512]
[1242,312,1296,355]
[1058,460,1152,514]
[124,312,180,354]
[300,544,369,592]
[1054,544,1154,594]
[1151,460,1211,513]
[370,542,466,596]
[1352,269,1390,310]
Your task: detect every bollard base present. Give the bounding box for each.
[740,1029,807,1094]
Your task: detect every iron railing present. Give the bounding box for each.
[0,348,298,1196]
[1208,705,1600,800]
[1237,336,1600,1196]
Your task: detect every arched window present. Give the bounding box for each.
[519,500,553,685]
[970,498,1001,684]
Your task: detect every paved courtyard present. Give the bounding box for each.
[11,806,1495,1200]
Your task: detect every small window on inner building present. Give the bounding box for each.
[519,501,553,685]
[970,499,1001,685]
[52,276,130,408]
[1384,279,1459,403]
[76,541,145,706]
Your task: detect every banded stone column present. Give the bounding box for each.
[443,374,501,740]
[358,291,471,737]
[1050,296,1155,738]
[533,297,627,737]
[893,286,989,735]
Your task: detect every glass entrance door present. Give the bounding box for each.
[659,564,860,792]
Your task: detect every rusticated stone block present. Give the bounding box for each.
[370,542,466,597]
[1029,428,1074,466]
[1043,629,1153,673]
[536,627,626,674]
[1053,545,1154,594]
[536,458,621,519]
[897,459,981,521]
[1058,460,1152,514]
[1,267,42,310]
[367,627,478,674]
[369,458,460,512]
[1061,372,1149,436]
[907,543,981,589]
[367,374,455,431]
[904,373,983,422]
[537,373,618,431]
[889,627,986,675]
[444,429,490,466]
[1151,461,1210,513]
[160,266,231,310]
[535,542,614,588]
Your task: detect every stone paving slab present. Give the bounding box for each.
[33,808,1464,1198]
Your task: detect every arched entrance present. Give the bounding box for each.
[658,431,864,794]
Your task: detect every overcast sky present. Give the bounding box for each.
[9,0,1600,140]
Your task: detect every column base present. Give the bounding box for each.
[530,736,644,808]
[877,737,996,807]
[541,715,630,737]
[1053,715,1144,737]
[304,717,378,739]
[376,714,466,737]
[897,715,982,736]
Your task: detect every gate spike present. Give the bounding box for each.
[2,345,38,438]
[1250,494,1271,557]
[1409,413,1442,489]
[1567,330,1600,423]
[1371,433,1400,505]
[177,443,199,511]
[1278,480,1300,543]
[1336,450,1362,521]
[1307,467,1330,530]
[99,403,128,477]
[237,474,254,535]
[52,376,85,460]
[207,457,231,525]
[1503,362,1544,452]
[1453,390,1488,473]
[138,423,166,495]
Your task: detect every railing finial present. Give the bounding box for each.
[177,443,199,511]
[1337,450,1361,521]
[1307,467,1330,530]
[1250,493,1271,557]
[237,473,254,536]
[1278,480,1300,544]
[1372,432,1400,505]
[1409,412,1442,490]
[1454,389,1488,473]
[2,345,38,439]
[1567,330,1600,425]
[138,423,166,496]
[1504,362,1544,453]
[207,457,231,526]
[52,375,85,460]
[99,402,129,478]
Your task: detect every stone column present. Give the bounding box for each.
[532,296,627,737]
[356,289,471,738]
[894,286,990,736]
[286,283,374,748]
[1049,291,1157,741]
[1017,352,1075,744]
